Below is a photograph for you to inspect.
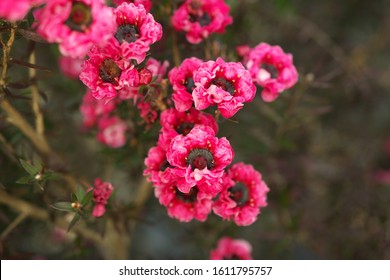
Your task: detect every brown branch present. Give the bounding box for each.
[0,23,17,89]
[29,51,45,136]
[0,97,51,158]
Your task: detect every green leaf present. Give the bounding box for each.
[51,202,74,212]
[67,214,81,232]
[75,187,86,202]
[19,159,41,175]
[16,175,34,184]
[81,190,93,206]
[41,172,61,181]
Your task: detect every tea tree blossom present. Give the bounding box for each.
[239,42,298,102]
[97,116,128,148]
[213,162,269,226]
[0,0,43,21]
[113,0,152,13]
[154,182,213,222]
[111,2,162,64]
[192,57,256,118]
[92,178,114,218]
[158,108,218,149]
[34,0,116,58]
[166,125,233,196]
[210,237,253,260]
[169,57,203,112]
[171,0,232,44]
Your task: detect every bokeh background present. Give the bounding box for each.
[1,0,390,259]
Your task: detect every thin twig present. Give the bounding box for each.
[0,23,17,90]
[0,213,27,240]
[29,50,44,136]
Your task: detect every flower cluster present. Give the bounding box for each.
[238,42,299,102]
[210,237,253,260]
[92,178,114,218]
[144,106,269,225]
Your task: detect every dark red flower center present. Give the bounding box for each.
[175,122,194,135]
[212,77,235,95]
[115,24,140,43]
[261,63,278,79]
[186,148,214,170]
[175,186,198,203]
[228,182,249,206]
[65,1,92,32]
[184,77,195,93]
[189,12,211,27]
[99,59,122,84]
[159,160,171,172]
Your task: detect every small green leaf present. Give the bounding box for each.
[16,175,34,184]
[51,202,74,212]
[75,187,86,202]
[81,190,93,206]
[19,159,41,175]
[41,172,61,181]
[67,214,81,232]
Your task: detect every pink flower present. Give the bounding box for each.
[145,58,169,83]
[59,55,84,79]
[169,57,203,112]
[0,0,42,21]
[192,57,256,118]
[97,116,128,148]
[79,45,139,101]
[166,125,233,196]
[241,42,298,102]
[137,100,158,126]
[171,0,232,44]
[210,237,252,260]
[33,0,116,58]
[154,182,213,222]
[143,143,174,187]
[213,162,269,226]
[92,178,114,218]
[80,90,116,129]
[113,0,152,13]
[373,169,390,185]
[158,107,218,149]
[110,2,162,64]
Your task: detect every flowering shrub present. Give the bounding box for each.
[0,0,322,259]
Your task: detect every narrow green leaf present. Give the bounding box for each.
[67,214,81,232]
[51,202,74,212]
[75,187,86,202]
[41,171,61,181]
[16,175,34,184]
[81,190,93,206]
[19,159,40,175]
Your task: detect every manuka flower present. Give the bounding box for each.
[97,116,128,148]
[110,2,162,64]
[33,0,116,58]
[144,142,174,187]
[213,162,269,226]
[158,108,218,149]
[169,57,203,112]
[239,42,298,102]
[79,45,140,101]
[80,90,117,130]
[113,0,152,13]
[192,57,256,118]
[171,0,232,44]
[0,0,43,21]
[210,237,253,260]
[92,178,114,218]
[59,55,84,79]
[166,125,233,196]
[154,182,213,222]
